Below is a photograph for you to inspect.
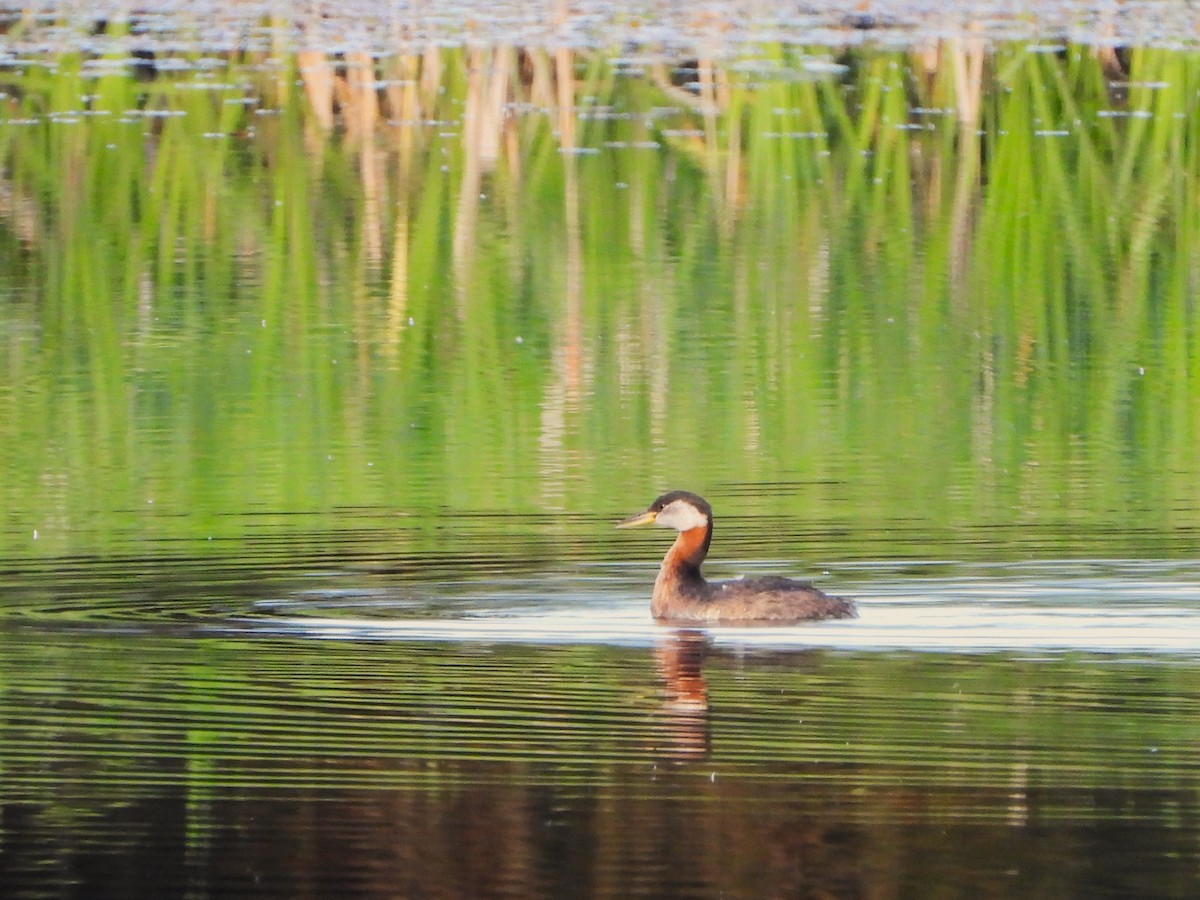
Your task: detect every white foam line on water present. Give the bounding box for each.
[259,600,1200,654]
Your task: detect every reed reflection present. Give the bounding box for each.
[5,40,1200,557]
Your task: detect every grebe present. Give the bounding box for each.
[617,491,856,624]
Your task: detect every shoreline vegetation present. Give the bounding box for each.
[2,8,1199,560]
[4,1,1200,55]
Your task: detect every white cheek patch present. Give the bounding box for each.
[655,500,709,531]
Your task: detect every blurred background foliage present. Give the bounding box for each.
[1,38,1199,562]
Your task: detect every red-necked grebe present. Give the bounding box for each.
[617,491,856,624]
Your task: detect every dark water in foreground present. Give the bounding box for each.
[2,538,1198,898]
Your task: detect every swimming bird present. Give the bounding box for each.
[617,491,856,624]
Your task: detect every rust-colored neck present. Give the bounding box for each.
[657,520,710,585]
[651,524,713,617]
[672,520,705,564]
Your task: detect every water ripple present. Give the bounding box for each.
[3,549,1200,655]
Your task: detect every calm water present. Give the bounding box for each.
[3,6,1200,897]
[2,529,1199,897]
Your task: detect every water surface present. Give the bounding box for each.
[2,11,1200,897]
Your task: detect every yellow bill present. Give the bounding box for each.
[616,510,657,529]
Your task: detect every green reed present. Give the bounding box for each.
[2,42,1200,561]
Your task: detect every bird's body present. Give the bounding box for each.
[618,491,856,624]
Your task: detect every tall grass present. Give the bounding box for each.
[1,41,1199,560]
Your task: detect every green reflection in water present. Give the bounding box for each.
[1,625,1198,895]
[1,630,1196,804]
[1,42,1199,564]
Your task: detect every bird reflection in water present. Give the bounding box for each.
[652,629,712,759]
